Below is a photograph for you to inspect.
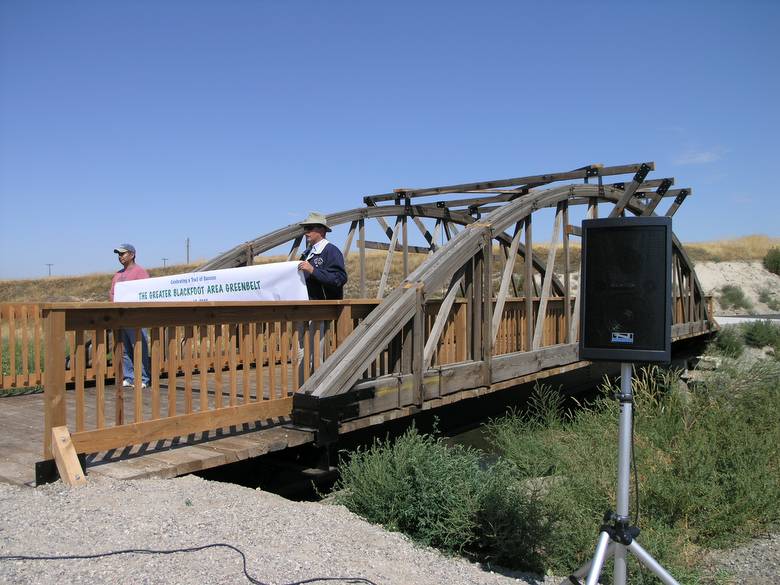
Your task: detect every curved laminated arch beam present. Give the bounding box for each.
[297,181,708,400]
[198,203,568,296]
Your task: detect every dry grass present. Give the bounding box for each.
[0,235,774,303]
[685,235,780,262]
[0,263,199,303]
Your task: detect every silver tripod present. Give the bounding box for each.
[562,363,680,585]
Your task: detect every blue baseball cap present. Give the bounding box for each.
[113,243,136,254]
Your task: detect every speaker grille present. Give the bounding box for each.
[580,218,671,362]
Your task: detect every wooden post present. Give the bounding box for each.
[533,203,563,350]
[481,235,493,384]
[562,202,572,343]
[44,309,66,459]
[336,304,353,347]
[412,286,425,406]
[359,218,366,297]
[524,216,533,351]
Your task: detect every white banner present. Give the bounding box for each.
[114,262,309,303]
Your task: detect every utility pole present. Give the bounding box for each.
[186,238,190,264]
[45,263,53,277]
[162,257,168,268]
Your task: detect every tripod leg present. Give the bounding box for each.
[614,542,627,585]
[627,539,681,585]
[583,531,612,585]
[559,542,614,584]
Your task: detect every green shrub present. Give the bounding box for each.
[330,424,555,572]
[741,319,780,349]
[719,285,753,310]
[763,247,780,275]
[330,426,484,553]
[709,326,744,358]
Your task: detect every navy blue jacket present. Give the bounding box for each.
[301,242,348,300]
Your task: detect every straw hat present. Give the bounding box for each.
[299,211,332,232]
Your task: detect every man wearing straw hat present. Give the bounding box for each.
[296,212,348,381]
[297,211,347,300]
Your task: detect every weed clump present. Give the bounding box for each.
[719,284,753,311]
[709,326,744,358]
[763,247,780,275]
[741,319,780,350]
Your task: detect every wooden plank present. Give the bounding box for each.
[609,163,651,218]
[423,269,465,369]
[229,325,237,406]
[664,189,691,218]
[492,343,579,384]
[342,220,357,261]
[8,305,16,386]
[134,328,143,423]
[287,235,303,261]
[150,327,161,419]
[95,328,106,429]
[640,178,673,216]
[51,426,87,486]
[524,216,533,350]
[75,330,85,432]
[214,324,223,409]
[413,216,438,252]
[0,305,5,389]
[402,215,409,278]
[71,397,294,454]
[377,216,401,298]
[280,321,289,396]
[268,322,277,399]
[562,201,571,343]
[366,163,654,202]
[492,220,523,345]
[20,305,29,383]
[303,323,311,382]
[412,287,424,406]
[167,326,177,417]
[199,325,209,411]
[359,240,430,254]
[359,218,366,297]
[184,327,193,413]
[481,236,493,384]
[533,204,563,350]
[242,323,251,403]
[43,310,66,459]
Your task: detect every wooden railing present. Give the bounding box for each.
[12,291,713,459]
[40,301,378,458]
[0,303,44,389]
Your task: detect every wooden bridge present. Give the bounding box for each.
[0,162,716,486]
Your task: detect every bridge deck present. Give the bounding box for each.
[0,370,313,487]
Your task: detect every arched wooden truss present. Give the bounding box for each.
[199,162,713,439]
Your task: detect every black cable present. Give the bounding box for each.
[0,542,379,585]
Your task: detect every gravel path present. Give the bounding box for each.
[1,476,777,585]
[0,476,560,585]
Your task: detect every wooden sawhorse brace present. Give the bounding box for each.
[51,426,87,486]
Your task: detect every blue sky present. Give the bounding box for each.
[1,0,778,280]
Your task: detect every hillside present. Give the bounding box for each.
[1,236,778,315]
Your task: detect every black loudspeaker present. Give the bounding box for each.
[579,216,672,363]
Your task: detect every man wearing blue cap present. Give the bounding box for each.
[110,243,151,388]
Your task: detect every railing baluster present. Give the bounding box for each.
[75,330,85,432]
[95,328,106,429]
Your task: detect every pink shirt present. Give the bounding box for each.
[110,264,150,301]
